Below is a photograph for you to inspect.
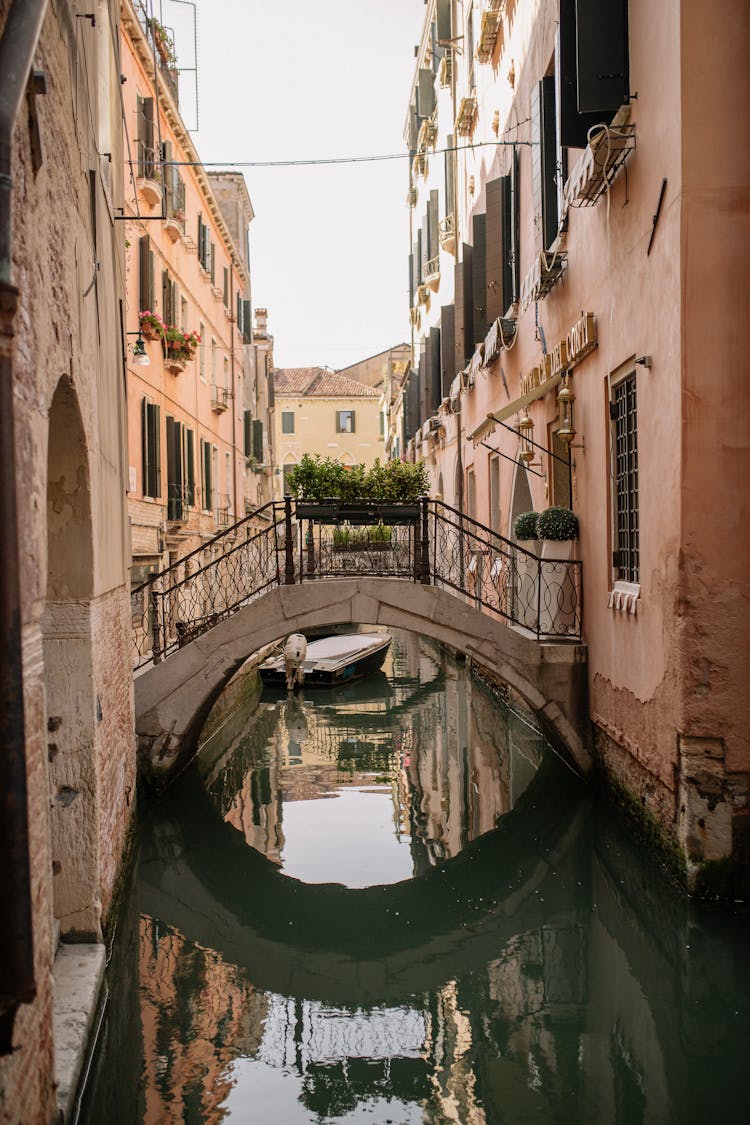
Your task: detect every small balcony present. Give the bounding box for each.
[520,250,568,310]
[455,93,478,137]
[136,143,162,206]
[438,49,452,88]
[417,116,438,151]
[166,484,191,526]
[412,151,428,179]
[438,212,456,254]
[476,8,503,63]
[564,108,636,209]
[424,254,440,291]
[211,386,230,413]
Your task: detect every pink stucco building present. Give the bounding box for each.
[403,0,750,895]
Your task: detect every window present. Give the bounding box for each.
[611,373,639,583]
[336,410,355,434]
[197,213,210,272]
[281,411,295,434]
[138,236,155,312]
[243,410,252,456]
[252,419,264,462]
[489,456,501,533]
[141,398,161,499]
[201,437,213,511]
[466,467,476,521]
[531,76,559,251]
[223,267,229,307]
[282,463,296,495]
[198,322,205,380]
[161,270,177,326]
[166,416,186,521]
[136,95,156,178]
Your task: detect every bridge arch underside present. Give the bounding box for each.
[140,755,588,1006]
[135,578,590,782]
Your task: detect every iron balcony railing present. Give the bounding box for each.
[130,497,583,670]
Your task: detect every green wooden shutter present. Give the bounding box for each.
[252,419,263,461]
[202,438,212,510]
[243,410,252,456]
[417,68,435,119]
[445,134,455,217]
[436,0,452,42]
[186,428,195,505]
[472,212,487,345]
[485,179,503,323]
[141,397,149,495]
[242,300,252,343]
[138,236,150,312]
[440,304,455,398]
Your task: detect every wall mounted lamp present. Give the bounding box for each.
[126,330,150,367]
[517,410,536,463]
[557,375,575,444]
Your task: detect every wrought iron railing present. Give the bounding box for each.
[130,497,583,670]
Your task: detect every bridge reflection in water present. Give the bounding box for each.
[81,633,750,1125]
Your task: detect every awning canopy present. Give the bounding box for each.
[467,370,564,443]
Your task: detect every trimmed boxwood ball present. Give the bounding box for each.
[537,505,579,541]
[513,511,540,541]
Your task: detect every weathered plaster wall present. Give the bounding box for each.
[0,0,136,1118]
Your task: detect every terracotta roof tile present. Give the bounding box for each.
[273,368,378,398]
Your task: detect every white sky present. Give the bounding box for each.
[164,0,425,370]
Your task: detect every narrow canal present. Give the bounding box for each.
[81,630,749,1124]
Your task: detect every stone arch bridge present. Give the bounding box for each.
[132,499,588,781]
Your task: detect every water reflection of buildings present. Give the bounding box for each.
[138,917,268,1125]
[207,632,542,875]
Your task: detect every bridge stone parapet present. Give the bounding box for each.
[135,577,590,785]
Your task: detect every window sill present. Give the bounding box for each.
[608,580,640,615]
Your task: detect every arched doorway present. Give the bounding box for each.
[509,460,534,539]
[43,378,99,939]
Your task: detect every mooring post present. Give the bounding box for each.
[420,496,431,584]
[284,495,295,585]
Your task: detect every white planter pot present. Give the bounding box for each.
[513,546,540,629]
[539,539,577,634]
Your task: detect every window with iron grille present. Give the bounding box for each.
[612,373,639,583]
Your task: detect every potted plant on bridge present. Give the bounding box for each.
[537,505,578,560]
[536,506,579,636]
[512,511,541,631]
[288,455,427,524]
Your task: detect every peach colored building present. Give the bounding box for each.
[121,2,256,584]
[403,0,750,896]
[272,368,381,497]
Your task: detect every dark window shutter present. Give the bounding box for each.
[223,267,229,307]
[576,0,629,115]
[485,179,503,323]
[237,292,243,332]
[186,428,195,505]
[436,0,452,42]
[472,213,487,346]
[500,174,513,312]
[445,134,455,216]
[202,439,212,509]
[242,300,252,343]
[143,402,161,499]
[267,370,275,408]
[252,419,263,462]
[454,245,473,369]
[408,104,418,152]
[540,77,559,250]
[408,252,415,308]
[428,189,439,262]
[417,68,435,119]
[350,410,356,434]
[243,410,252,456]
[141,397,149,494]
[161,270,171,324]
[440,304,455,398]
[510,148,520,302]
[418,346,427,428]
[429,326,441,414]
[138,236,150,312]
[209,243,216,285]
[558,0,608,148]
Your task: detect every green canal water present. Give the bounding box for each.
[81,631,749,1124]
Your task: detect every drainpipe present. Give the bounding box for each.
[0,0,49,1048]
